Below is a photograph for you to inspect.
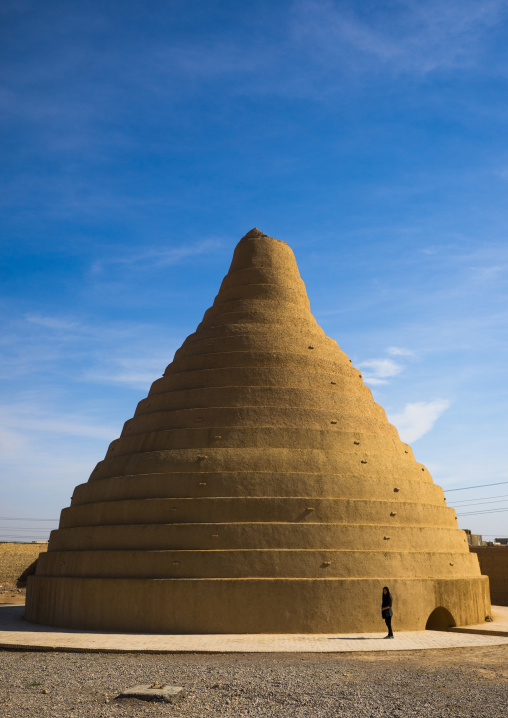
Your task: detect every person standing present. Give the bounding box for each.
[382,586,394,638]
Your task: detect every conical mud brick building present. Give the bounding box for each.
[26,229,490,633]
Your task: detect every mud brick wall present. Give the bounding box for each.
[470,547,508,606]
[0,543,48,586]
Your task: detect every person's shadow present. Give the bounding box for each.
[328,636,384,641]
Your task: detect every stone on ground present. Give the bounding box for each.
[117,683,185,703]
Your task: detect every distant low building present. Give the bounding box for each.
[464,529,483,547]
[495,538,508,546]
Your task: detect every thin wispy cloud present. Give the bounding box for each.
[0,402,117,441]
[25,314,79,331]
[91,239,223,274]
[140,0,506,97]
[290,0,505,75]
[387,346,415,357]
[0,311,179,390]
[0,426,26,458]
[359,358,403,385]
[389,399,451,442]
[84,354,171,390]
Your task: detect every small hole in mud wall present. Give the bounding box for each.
[425,606,456,631]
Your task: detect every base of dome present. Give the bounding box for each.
[25,575,490,634]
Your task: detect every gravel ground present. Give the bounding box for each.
[1,645,507,717]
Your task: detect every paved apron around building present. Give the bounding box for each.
[1,604,507,653]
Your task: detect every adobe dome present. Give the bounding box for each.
[25,229,490,632]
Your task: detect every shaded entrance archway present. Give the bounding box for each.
[426,607,456,631]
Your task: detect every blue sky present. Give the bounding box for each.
[1,0,507,542]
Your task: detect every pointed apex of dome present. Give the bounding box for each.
[196,228,312,332]
[242,227,267,239]
[227,228,298,277]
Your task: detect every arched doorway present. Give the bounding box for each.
[425,607,456,631]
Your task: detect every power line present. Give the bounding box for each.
[0,517,58,522]
[456,507,508,517]
[0,528,52,533]
[452,499,508,509]
[452,493,508,505]
[0,527,55,535]
[0,525,55,529]
[0,527,52,532]
[0,526,51,534]
[0,530,50,534]
[0,529,52,533]
[444,480,508,492]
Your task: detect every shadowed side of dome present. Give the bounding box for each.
[25,229,490,634]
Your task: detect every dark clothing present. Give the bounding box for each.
[382,587,394,636]
[381,589,392,612]
[381,596,392,617]
[384,615,393,636]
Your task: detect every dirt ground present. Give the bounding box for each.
[0,542,47,600]
[0,586,25,604]
[1,644,507,717]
